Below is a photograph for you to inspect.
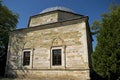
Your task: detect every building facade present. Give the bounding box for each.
[6,7,93,80]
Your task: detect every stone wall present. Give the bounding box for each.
[29,11,80,27]
[6,19,91,80]
[29,12,58,27]
[7,70,90,80]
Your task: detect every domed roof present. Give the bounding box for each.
[40,6,74,14]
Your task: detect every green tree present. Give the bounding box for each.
[0,1,18,76]
[91,4,120,80]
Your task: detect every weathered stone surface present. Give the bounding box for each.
[6,70,90,80]
[29,10,81,27]
[29,13,58,27]
[6,9,92,80]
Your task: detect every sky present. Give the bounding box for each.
[2,0,120,50]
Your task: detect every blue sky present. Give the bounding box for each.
[3,0,120,50]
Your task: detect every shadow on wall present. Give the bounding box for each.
[4,32,32,78]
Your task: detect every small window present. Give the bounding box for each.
[23,51,30,66]
[52,49,61,65]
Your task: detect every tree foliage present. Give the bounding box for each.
[0,1,18,76]
[0,1,18,49]
[91,4,120,80]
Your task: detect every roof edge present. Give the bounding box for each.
[12,16,88,32]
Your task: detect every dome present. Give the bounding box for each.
[40,6,74,14]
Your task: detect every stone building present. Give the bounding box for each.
[5,6,93,80]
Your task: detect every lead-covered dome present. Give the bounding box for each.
[40,6,74,14]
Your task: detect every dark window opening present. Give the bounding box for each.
[52,49,61,65]
[23,51,30,66]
